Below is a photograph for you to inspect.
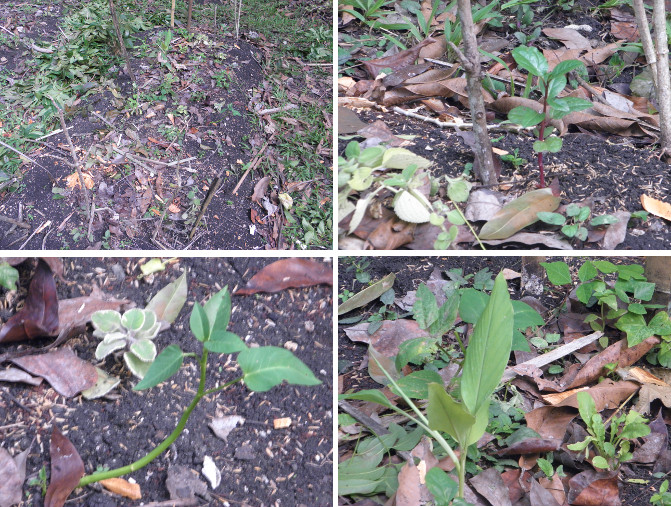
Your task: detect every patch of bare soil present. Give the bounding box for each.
[1,257,333,505]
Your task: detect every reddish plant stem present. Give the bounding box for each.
[536,81,549,188]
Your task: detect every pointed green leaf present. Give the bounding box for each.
[190,302,209,342]
[461,273,514,414]
[428,383,475,447]
[238,346,321,391]
[413,284,439,330]
[508,106,545,127]
[339,389,395,409]
[389,370,442,399]
[133,345,184,390]
[512,45,548,76]
[204,331,247,353]
[203,286,232,335]
[541,261,572,286]
[146,271,188,324]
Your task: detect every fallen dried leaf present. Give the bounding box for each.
[44,427,84,507]
[99,478,141,500]
[641,194,671,221]
[0,444,31,507]
[234,258,332,295]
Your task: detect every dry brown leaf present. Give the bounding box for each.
[99,478,142,500]
[469,467,511,506]
[0,445,31,507]
[57,284,132,332]
[233,258,332,295]
[44,427,84,507]
[344,319,427,357]
[601,211,631,249]
[611,21,639,42]
[542,387,590,406]
[568,469,620,506]
[365,218,416,249]
[634,383,671,415]
[361,38,437,78]
[251,176,271,204]
[618,366,668,386]
[543,27,592,50]
[539,473,566,505]
[525,406,577,440]
[582,42,622,65]
[396,461,424,506]
[65,172,94,190]
[641,194,671,221]
[543,48,583,70]
[12,348,97,398]
[530,476,560,506]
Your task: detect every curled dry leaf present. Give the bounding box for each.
[12,348,98,398]
[361,38,436,78]
[65,172,94,189]
[641,194,671,221]
[567,469,620,506]
[0,443,31,507]
[497,438,562,456]
[44,426,84,507]
[251,176,271,205]
[57,284,133,332]
[99,478,141,500]
[234,258,332,295]
[0,259,59,344]
[344,319,427,357]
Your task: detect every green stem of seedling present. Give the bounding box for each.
[77,351,243,488]
[450,200,485,250]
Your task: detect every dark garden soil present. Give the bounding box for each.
[338,0,671,250]
[1,256,333,506]
[338,256,671,506]
[0,0,332,250]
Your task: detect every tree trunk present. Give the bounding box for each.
[645,257,671,310]
[109,0,135,83]
[187,0,194,31]
[455,0,497,185]
[652,0,671,156]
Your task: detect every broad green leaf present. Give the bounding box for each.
[413,284,439,330]
[124,351,152,379]
[461,273,514,415]
[459,288,489,324]
[592,260,619,274]
[427,383,475,447]
[146,271,187,324]
[129,339,157,362]
[338,274,396,315]
[203,286,232,335]
[91,310,123,335]
[447,178,472,202]
[541,261,572,286]
[204,330,247,353]
[382,147,432,170]
[615,312,651,346]
[190,302,209,342]
[546,74,567,101]
[561,223,579,238]
[549,96,592,119]
[628,303,647,314]
[479,188,561,240]
[508,106,544,127]
[632,281,656,301]
[592,456,610,469]
[576,391,597,428]
[513,300,544,331]
[533,136,562,153]
[95,338,126,360]
[429,294,460,337]
[393,425,425,452]
[549,59,586,79]
[339,389,395,409]
[512,45,548,76]
[620,422,650,440]
[338,470,386,496]
[512,330,531,352]
[537,211,566,225]
[425,468,458,505]
[590,215,619,227]
[238,346,321,391]
[133,344,184,390]
[649,311,671,335]
[578,261,598,282]
[122,308,145,331]
[345,140,360,159]
[390,370,442,399]
[396,337,439,370]
[0,262,19,291]
[358,146,385,167]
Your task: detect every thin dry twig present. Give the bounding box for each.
[232,134,275,195]
[19,220,51,250]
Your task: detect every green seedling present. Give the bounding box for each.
[541,260,671,350]
[0,262,19,291]
[567,391,650,470]
[537,455,564,479]
[500,148,528,170]
[92,308,162,379]
[537,203,618,242]
[27,465,47,496]
[652,480,671,506]
[507,46,592,187]
[77,285,320,489]
[341,272,515,500]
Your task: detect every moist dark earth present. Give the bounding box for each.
[339,0,671,250]
[338,256,671,505]
[0,0,332,250]
[1,257,333,506]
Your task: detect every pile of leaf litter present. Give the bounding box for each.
[338,256,671,506]
[338,0,671,250]
[0,256,333,505]
[0,0,332,250]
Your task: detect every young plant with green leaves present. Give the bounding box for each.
[92,308,162,379]
[0,262,19,291]
[541,260,671,350]
[567,391,650,470]
[537,203,619,242]
[506,46,592,187]
[76,284,320,488]
[651,480,671,506]
[340,272,515,501]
